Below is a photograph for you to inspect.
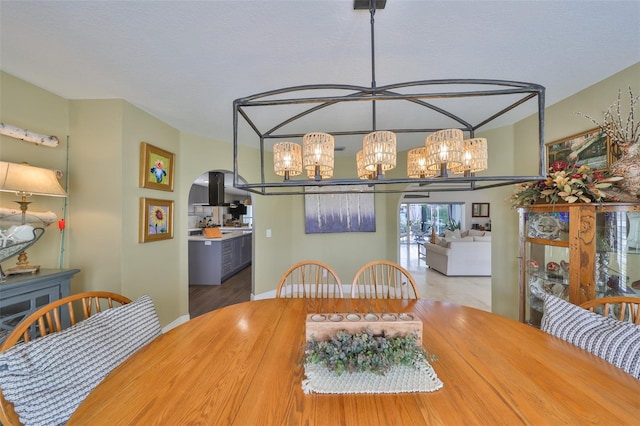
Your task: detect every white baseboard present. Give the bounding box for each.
[162,314,190,333]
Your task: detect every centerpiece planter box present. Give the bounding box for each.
[305,312,423,346]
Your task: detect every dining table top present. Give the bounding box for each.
[68,298,640,425]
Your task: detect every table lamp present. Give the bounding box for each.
[0,161,67,274]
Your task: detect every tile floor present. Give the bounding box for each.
[400,243,492,312]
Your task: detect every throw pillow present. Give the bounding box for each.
[467,229,485,237]
[473,236,491,242]
[443,229,462,239]
[540,294,640,379]
[0,295,161,426]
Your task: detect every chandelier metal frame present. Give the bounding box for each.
[232,1,546,196]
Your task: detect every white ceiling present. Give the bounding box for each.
[1,0,639,156]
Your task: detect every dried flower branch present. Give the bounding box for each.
[576,87,639,146]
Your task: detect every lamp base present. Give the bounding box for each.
[4,250,40,275]
[4,264,40,275]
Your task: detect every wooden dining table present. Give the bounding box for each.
[68,298,640,425]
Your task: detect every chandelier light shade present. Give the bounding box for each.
[407,147,436,178]
[273,142,302,180]
[362,130,396,179]
[356,150,376,180]
[425,129,464,177]
[302,132,334,181]
[454,138,488,176]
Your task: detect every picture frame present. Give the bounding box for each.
[140,142,175,191]
[545,128,611,171]
[472,203,490,217]
[304,185,375,234]
[139,197,174,243]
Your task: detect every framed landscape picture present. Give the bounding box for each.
[545,128,611,171]
[304,185,375,234]
[140,142,175,191]
[139,197,174,243]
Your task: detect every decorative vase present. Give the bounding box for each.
[609,143,640,200]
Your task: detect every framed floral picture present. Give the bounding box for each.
[545,127,612,171]
[139,197,174,243]
[140,142,175,191]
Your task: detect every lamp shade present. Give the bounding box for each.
[303,132,334,179]
[453,138,488,175]
[425,129,463,172]
[0,161,67,197]
[407,146,436,178]
[362,130,396,175]
[273,142,302,178]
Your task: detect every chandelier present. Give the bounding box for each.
[232,0,546,195]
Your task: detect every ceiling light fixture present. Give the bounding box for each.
[232,0,546,195]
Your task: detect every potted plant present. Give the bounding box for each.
[303,328,427,376]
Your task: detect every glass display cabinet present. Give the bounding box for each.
[518,203,640,326]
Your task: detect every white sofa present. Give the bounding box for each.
[423,229,491,276]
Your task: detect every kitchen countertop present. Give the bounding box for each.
[188,229,252,241]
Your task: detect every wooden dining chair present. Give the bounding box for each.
[0,291,132,426]
[351,260,421,299]
[276,260,343,298]
[579,296,640,324]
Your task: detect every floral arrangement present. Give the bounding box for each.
[303,328,427,376]
[577,86,639,147]
[510,160,622,207]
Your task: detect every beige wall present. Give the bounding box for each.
[2,62,638,326]
[493,62,640,319]
[0,73,70,270]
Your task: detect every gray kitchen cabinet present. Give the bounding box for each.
[0,268,80,343]
[189,233,252,285]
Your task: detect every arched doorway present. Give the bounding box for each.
[187,169,253,318]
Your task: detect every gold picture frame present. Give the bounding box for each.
[140,142,175,191]
[139,197,174,243]
[545,127,612,172]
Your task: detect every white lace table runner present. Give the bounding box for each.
[302,360,443,394]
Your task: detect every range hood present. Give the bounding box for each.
[192,172,229,206]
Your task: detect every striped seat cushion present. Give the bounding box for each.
[541,294,640,379]
[0,295,161,426]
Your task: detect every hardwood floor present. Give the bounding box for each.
[189,266,252,318]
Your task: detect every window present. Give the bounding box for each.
[400,203,464,243]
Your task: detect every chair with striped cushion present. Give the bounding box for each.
[579,296,640,324]
[0,291,153,426]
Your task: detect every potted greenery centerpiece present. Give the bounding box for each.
[304,328,427,376]
[301,328,443,394]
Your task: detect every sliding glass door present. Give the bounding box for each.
[399,202,464,244]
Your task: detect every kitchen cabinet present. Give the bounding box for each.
[0,268,80,343]
[189,233,251,285]
[517,203,640,327]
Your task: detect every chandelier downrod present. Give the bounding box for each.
[369,0,377,132]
